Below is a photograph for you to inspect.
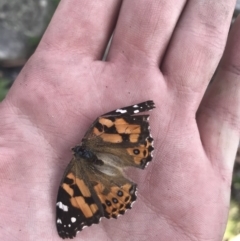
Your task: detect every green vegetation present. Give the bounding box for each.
[224,202,240,240]
[0,78,10,101]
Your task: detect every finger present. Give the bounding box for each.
[107,0,186,65]
[197,16,240,171]
[161,0,236,110]
[39,0,121,59]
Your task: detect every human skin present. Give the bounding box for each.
[0,0,240,240]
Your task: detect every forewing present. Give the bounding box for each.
[56,158,103,239]
[84,114,154,169]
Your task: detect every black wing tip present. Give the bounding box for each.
[57,230,76,239]
[141,100,155,111]
[103,100,156,117]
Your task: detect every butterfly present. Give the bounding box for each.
[56,100,155,239]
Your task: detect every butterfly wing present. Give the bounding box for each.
[84,159,137,219]
[56,158,103,239]
[82,101,155,169]
[56,157,137,239]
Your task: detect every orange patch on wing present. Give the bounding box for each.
[114,118,128,125]
[75,178,91,197]
[98,117,114,128]
[66,172,75,180]
[121,183,132,193]
[99,133,123,143]
[129,134,139,142]
[94,182,104,193]
[70,196,94,218]
[114,118,141,134]
[62,183,74,197]
[133,156,143,165]
[61,173,75,196]
[93,127,102,136]
[93,184,108,211]
[115,124,141,134]
[63,173,91,197]
[90,204,98,214]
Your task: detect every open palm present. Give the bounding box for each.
[0,1,240,240]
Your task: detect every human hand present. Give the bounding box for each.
[0,1,239,240]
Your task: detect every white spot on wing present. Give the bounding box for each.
[116,109,127,114]
[133,110,139,113]
[133,105,139,108]
[56,202,69,212]
[57,218,62,224]
[68,224,71,227]
[71,217,77,223]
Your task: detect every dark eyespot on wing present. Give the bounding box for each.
[93,181,137,219]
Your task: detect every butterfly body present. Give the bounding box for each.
[56,101,155,239]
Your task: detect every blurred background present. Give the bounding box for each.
[0,1,240,240]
